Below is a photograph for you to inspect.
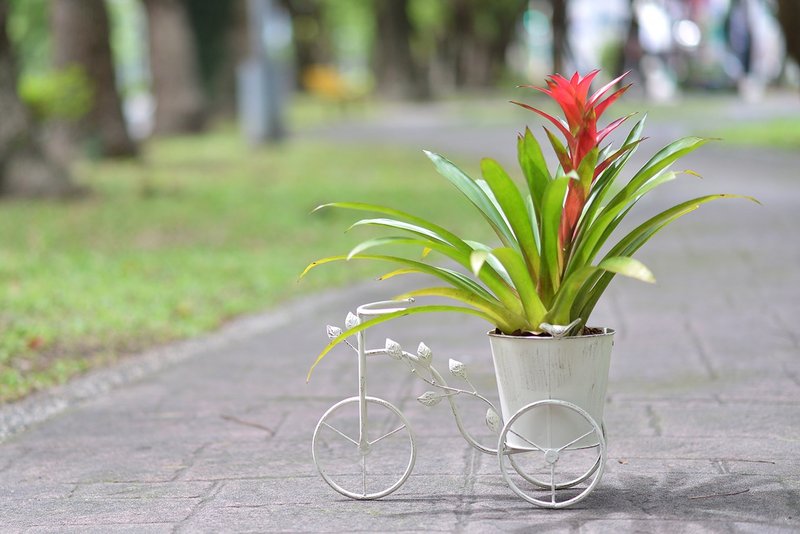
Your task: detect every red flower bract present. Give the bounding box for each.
[512,71,633,256]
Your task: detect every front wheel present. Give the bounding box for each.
[312,396,416,500]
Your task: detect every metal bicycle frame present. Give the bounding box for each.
[313,298,607,506]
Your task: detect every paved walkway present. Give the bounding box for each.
[1,98,799,532]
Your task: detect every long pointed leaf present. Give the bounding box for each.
[517,127,551,219]
[424,151,516,246]
[302,253,499,302]
[573,194,756,324]
[569,138,708,275]
[547,256,653,324]
[343,218,520,309]
[480,158,541,279]
[349,218,452,246]
[540,175,572,298]
[314,202,471,253]
[581,116,647,228]
[393,287,527,333]
[491,247,547,329]
[606,137,709,214]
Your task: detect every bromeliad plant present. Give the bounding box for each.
[302,71,752,378]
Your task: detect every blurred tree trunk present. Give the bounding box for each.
[213,0,249,117]
[185,0,247,118]
[0,1,73,196]
[280,0,332,90]
[51,0,137,158]
[373,0,429,99]
[777,0,800,66]
[142,0,206,134]
[551,0,568,74]
[444,0,527,88]
[616,0,641,79]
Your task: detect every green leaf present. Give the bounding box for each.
[546,265,597,325]
[517,127,551,217]
[314,202,471,253]
[480,158,541,279]
[301,254,494,301]
[606,137,709,213]
[580,117,647,229]
[393,287,527,333]
[539,175,572,297]
[424,151,516,247]
[347,237,427,260]
[470,250,489,276]
[567,137,708,278]
[576,148,599,191]
[581,171,678,266]
[349,218,452,247]
[573,194,757,325]
[341,215,521,312]
[465,241,513,286]
[598,256,655,283]
[490,247,547,329]
[546,256,654,324]
[543,128,571,172]
[307,305,496,380]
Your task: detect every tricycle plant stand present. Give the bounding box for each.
[312,299,610,509]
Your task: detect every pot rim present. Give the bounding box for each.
[487,327,615,341]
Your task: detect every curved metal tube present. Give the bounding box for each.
[426,364,499,455]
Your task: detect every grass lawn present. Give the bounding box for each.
[706,117,800,149]
[0,126,488,402]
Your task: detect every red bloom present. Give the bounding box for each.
[513,71,633,255]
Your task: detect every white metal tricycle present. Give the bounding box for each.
[312,298,610,509]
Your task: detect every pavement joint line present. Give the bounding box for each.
[173,479,225,533]
[684,315,720,380]
[772,311,800,348]
[170,441,212,482]
[219,413,278,437]
[0,280,376,444]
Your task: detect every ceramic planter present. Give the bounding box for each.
[489,328,614,449]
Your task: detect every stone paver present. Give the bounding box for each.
[1,99,799,532]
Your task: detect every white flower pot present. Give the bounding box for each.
[489,329,614,449]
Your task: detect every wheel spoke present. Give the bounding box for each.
[361,455,367,497]
[369,424,407,446]
[550,464,556,504]
[321,422,359,446]
[508,428,545,452]
[558,429,596,452]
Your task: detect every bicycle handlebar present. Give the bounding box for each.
[357,298,415,317]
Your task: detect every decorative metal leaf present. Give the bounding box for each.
[416,342,433,366]
[448,358,467,379]
[326,325,342,339]
[385,338,403,360]
[345,312,360,330]
[486,408,501,434]
[417,391,442,407]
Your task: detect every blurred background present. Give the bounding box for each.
[0,0,798,402]
[3,0,797,154]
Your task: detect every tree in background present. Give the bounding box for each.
[373,0,429,99]
[280,0,334,89]
[51,0,137,158]
[551,0,568,75]
[777,0,799,67]
[185,0,248,117]
[420,0,527,90]
[0,0,72,196]
[142,0,206,134]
